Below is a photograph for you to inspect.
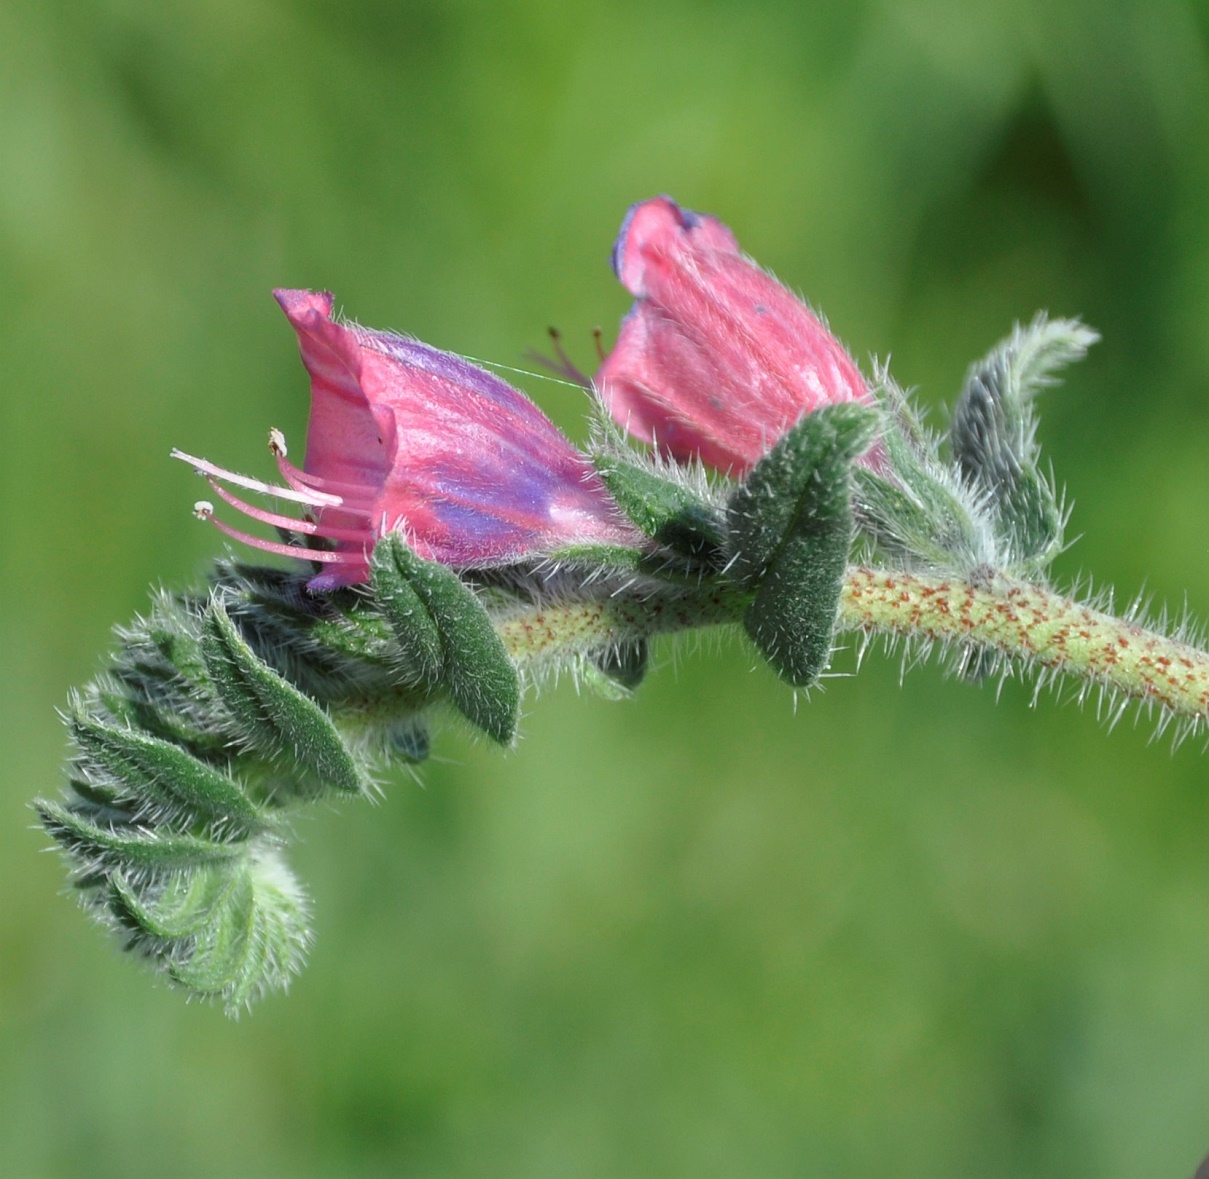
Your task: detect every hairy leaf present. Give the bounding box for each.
[728,404,879,687]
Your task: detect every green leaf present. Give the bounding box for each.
[36,800,243,875]
[949,316,1096,571]
[69,712,270,838]
[371,535,520,744]
[201,602,371,799]
[370,538,445,685]
[727,404,879,687]
[594,455,726,567]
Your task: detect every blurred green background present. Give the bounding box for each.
[4,0,1209,1175]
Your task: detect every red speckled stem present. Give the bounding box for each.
[495,587,741,662]
[494,567,1209,726]
[840,567,1209,722]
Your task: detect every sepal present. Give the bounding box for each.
[853,378,991,572]
[208,564,408,709]
[369,540,445,685]
[387,719,432,763]
[542,543,645,573]
[582,640,650,699]
[109,849,311,1012]
[37,799,245,874]
[727,404,880,687]
[37,561,400,1013]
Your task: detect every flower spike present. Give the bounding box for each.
[43,201,1209,1025]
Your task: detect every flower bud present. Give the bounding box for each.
[596,196,870,476]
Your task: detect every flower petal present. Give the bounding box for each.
[597,196,869,476]
[277,293,643,571]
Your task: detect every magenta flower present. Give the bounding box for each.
[595,196,871,476]
[175,290,641,589]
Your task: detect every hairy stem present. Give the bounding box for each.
[434,568,1209,728]
[839,568,1209,723]
[495,587,745,665]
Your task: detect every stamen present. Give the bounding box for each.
[199,513,363,565]
[206,480,372,542]
[171,448,343,508]
[536,326,593,387]
[271,448,378,503]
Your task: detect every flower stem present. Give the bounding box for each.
[489,567,1209,728]
[494,586,745,664]
[839,568,1209,724]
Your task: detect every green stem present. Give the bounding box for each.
[839,568,1209,723]
[494,586,744,663]
[489,567,1209,727]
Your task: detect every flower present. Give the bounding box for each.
[595,196,871,476]
[175,289,642,589]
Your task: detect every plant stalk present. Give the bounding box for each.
[474,568,1209,728]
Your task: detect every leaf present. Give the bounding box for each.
[949,316,1096,570]
[371,535,520,744]
[69,712,270,838]
[727,404,879,687]
[201,602,370,799]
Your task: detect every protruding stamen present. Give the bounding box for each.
[206,479,373,543]
[200,513,363,565]
[271,449,379,503]
[193,500,214,520]
[526,326,593,388]
[268,427,287,458]
[171,448,343,508]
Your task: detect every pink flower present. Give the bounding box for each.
[595,196,871,476]
[175,289,641,589]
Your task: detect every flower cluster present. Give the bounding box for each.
[177,197,869,582]
[47,195,1140,1013]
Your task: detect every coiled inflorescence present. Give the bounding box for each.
[38,199,1209,1014]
